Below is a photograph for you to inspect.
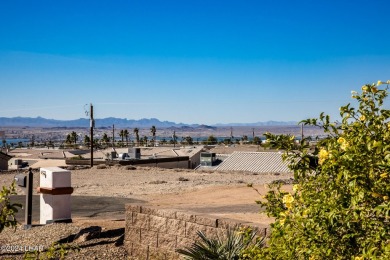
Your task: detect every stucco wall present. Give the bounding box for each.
[66,157,190,169]
[125,205,268,260]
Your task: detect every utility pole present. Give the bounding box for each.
[112,124,115,148]
[90,104,94,167]
[252,128,255,140]
[301,123,304,142]
[173,131,176,148]
[24,168,33,229]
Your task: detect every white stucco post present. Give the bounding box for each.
[38,167,73,224]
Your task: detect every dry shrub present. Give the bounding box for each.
[149,180,167,184]
[178,177,190,182]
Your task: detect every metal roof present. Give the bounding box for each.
[215,151,291,173]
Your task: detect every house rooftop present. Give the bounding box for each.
[215,151,291,174]
[0,151,12,160]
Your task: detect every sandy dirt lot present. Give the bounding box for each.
[1,166,292,223]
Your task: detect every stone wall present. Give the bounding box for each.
[125,205,268,260]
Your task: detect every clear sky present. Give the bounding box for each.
[0,0,389,125]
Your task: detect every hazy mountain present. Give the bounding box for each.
[213,121,298,126]
[166,124,217,131]
[0,117,185,128]
[0,117,297,128]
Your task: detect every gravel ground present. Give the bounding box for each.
[0,223,127,259]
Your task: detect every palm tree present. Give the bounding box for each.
[30,135,35,147]
[119,130,125,143]
[133,128,140,146]
[70,131,78,145]
[124,129,129,147]
[185,136,193,145]
[172,131,177,147]
[143,136,148,146]
[119,130,125,147]
[207,135,218,145]
[93,138,100,149]
[84,135,91,148]
[253,136,261,145]
[101,133,110,145]
[150,126,156,147]
[160,138,167,145]
[65,134,72,145]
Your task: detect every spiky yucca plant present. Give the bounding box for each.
[177,227,264,260]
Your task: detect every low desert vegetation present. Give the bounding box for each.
[125,165,136,170]
[149,180,168,184]
[178,177,190,181]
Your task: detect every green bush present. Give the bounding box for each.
[258,81,390,259]
[0,182,21,233]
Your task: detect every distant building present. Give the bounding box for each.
[0,151,12,171]
[200,152,217,166]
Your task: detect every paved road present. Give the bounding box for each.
[10,195,145,224]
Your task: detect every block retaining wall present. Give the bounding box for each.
[125,205,268,260]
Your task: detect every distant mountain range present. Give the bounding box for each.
[214,121,298,126]
[0,117,297,128]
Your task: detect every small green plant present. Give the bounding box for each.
[0,181,22,233]
[177,226,264,260]
[24,242,79,260]
[239,227,266,260]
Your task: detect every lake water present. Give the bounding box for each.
[2,138,30,145]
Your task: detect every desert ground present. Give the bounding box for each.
[0,148,293,259]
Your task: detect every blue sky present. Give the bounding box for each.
[0,0,389,124]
